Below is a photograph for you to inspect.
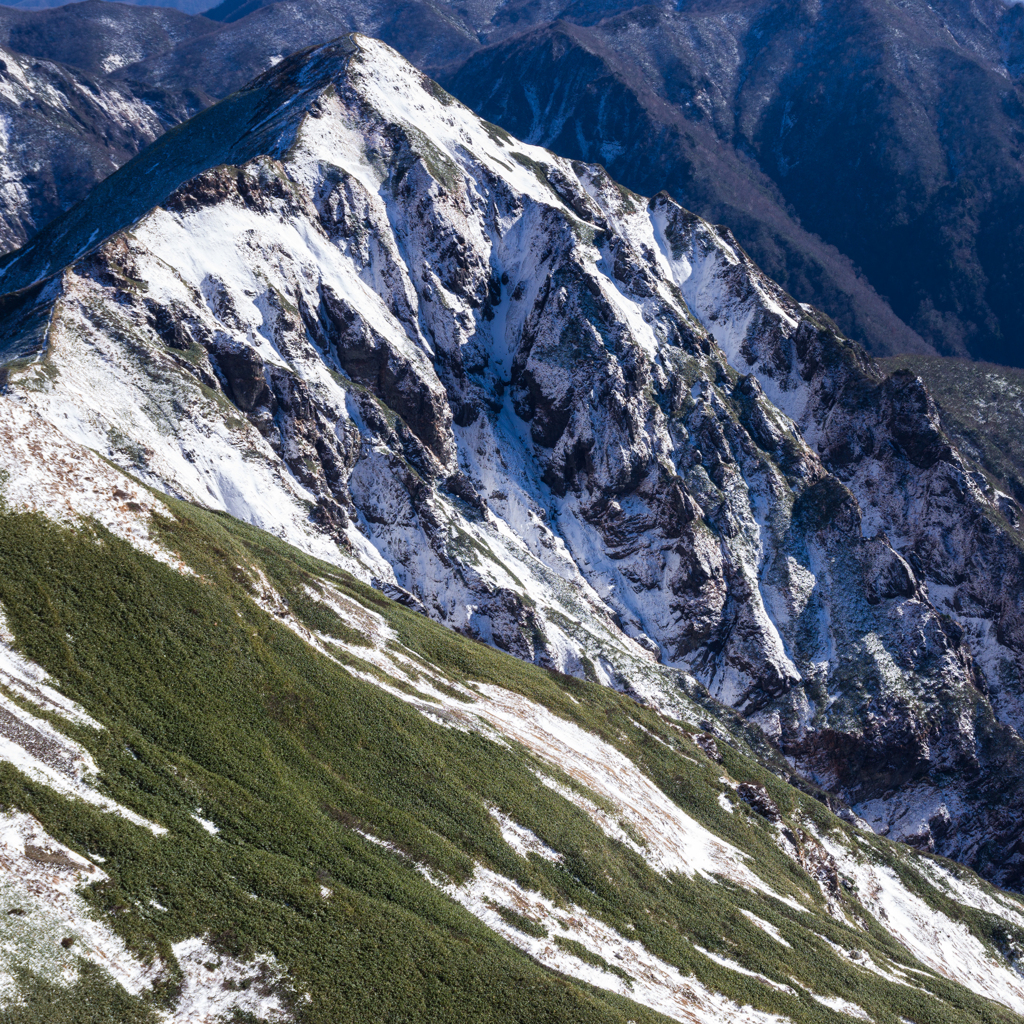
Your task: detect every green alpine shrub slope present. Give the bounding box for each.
[0,484,1022,1023]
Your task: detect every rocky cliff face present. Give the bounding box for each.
[3,33,1024,890]
[651,204,1024,884]
[879,354,1024,511]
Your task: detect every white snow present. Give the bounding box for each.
[817,829,1024,1014]
[191,813,219,835]
[0,811,291,1020]
[0,399,189,572]
[0,676,165,835]
[916,858,1024,929]
[436,863,791,1024]
[0,810,159,1000]
[0,605,165,837]
[324,620,805,910]
[805,992,872,1020]
[488,806,561,862]
[168,936,291,1023]
[693,945,797,994]
[0,608,103,730]
[854,784,963,850]
[739,910,790,947]
[313,601,1024,1018]
[816,935,926,991]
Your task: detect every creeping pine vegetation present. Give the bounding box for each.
[0,467,1023,1023]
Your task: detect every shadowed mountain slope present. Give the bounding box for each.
[445,0,1024,364]
[0,40,186,253]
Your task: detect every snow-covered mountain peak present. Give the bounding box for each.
[5,32,1024,896]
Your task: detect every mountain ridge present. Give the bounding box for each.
[2,32,1024,900]
[2,30,1024,1022]
[2,0,1024,366]
[0,39,177,255]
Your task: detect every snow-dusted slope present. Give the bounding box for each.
[1,419,1024,1021]
[3,33,1024,896]
[0,43,173,254]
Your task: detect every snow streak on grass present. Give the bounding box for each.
[438,864,792,1024]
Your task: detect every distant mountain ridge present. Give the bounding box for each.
[443,0,1024,365]
[0,40,171,253]
[1,0,214,13]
